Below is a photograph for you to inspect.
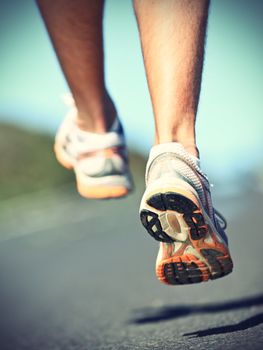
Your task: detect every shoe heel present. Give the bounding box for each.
[54,144,73,170]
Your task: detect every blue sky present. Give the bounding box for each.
[0,0,263,181]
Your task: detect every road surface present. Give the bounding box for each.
[0,182,262,350]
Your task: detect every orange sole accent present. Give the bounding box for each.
[156,238,233,285]
[77,183,129,199]
[156,254,210,285]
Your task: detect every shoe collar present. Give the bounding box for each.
[146,142,205,183]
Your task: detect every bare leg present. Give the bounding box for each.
[37,0,116,133]
[133,0,210,157]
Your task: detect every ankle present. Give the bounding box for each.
[183,144,199,158]
[76,94,117,134]
[155,140,199,158]
[155,120,199,157]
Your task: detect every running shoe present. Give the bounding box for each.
[54,95,132,199]
[140,142,233,285]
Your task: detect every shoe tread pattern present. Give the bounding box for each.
[140,192,207,242]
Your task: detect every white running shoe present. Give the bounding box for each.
[54,95,132,199]
[140,143,233,285]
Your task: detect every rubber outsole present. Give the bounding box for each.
[156,249,233,285]
[140,190,233,285]
[140,192,207,243]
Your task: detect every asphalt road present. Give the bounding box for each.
[0,183,262,350]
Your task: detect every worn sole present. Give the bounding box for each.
[140,190,233,285]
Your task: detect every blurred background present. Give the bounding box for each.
[0,1,263,349]
[1,0,263,198]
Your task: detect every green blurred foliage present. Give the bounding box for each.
[0,123,74,200]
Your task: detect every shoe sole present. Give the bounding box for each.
[54,143,131,199]
[77,183,129,199]
[140,188,233,285]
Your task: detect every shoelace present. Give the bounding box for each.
[214,208,227,230]
[210,183,227,230]
[183,158,228,231]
